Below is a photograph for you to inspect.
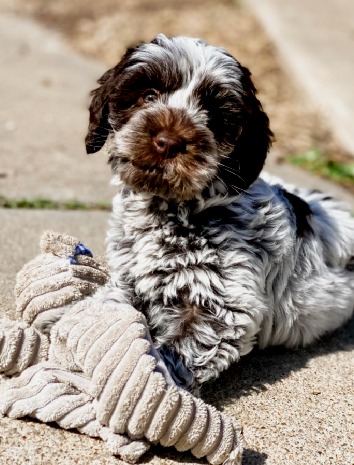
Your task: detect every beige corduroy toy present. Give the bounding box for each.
[0,231,243,465]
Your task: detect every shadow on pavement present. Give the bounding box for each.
[242,449,268,465]
[201,314,354,407]
[144,445,268,465]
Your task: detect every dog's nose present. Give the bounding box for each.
[152,131,186,158]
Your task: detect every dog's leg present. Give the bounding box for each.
[193,341,241,385]
[270,268,354,348]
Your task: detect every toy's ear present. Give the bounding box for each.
[85,68,116,154]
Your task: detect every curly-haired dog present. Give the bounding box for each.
[86,34,354,390]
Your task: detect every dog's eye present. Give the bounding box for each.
[139,89,159,105]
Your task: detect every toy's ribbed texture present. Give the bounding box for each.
[0,231,243,465]
[0,362,151,462]
[0,319,49,375]
[49,299,243,463]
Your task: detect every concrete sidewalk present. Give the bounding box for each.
[245,0,354,157]
[0,14,113,203]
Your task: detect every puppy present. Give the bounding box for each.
[87,34,354,390]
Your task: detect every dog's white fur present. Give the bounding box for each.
[98,175,354,388]
[89,35,354,390]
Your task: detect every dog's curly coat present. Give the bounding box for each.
[86,35,354,390]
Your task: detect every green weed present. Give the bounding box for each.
[0,196,111,211]
[288,149,354,187]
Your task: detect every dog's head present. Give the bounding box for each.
[86,34,273,201]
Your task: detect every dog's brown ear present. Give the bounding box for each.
[85,46,140,154]
[220,64,273,191]
[85,68,115,154]
[235,74,273,187]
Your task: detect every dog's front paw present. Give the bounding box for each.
[194,342,240,385]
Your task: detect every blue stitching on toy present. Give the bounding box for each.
[74,243,93,257]
[68,242,93,264]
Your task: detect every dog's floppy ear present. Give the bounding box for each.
[85,68,115,154]
[85,46,138,154]
[221,64,273,191]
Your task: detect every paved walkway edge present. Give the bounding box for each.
[244,0,354,157]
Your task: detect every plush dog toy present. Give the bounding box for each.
[0,232,243,465]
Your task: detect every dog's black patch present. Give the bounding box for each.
[194,71,273,194]
[192,205,239,229]
[345,256,354,271]
[308,188,333,202]
[193,76,240,145]
[282,190,313,238]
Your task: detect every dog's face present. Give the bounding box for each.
[86,35,272,201]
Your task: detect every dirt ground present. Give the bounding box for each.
[1,0,351,164]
